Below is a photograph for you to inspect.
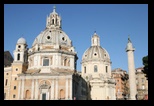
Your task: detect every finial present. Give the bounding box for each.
[53,5,56,12]
[94,31,96,35]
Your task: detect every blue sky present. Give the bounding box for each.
[4,4,148,72]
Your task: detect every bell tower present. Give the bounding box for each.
[9,37,28,100]
[13,37,28,63]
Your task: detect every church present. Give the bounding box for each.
[5,6,141,100]
[4,6,87,100]
[81,32,116,100]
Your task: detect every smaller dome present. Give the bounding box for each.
[17,37,27,44]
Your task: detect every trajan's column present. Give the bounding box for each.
[126,36,137,100]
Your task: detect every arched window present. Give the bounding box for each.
[106,66,108,73]
[17,53,20,60]
[52,19,54,25]
[64,58,67,66]
[25,90,31,99]
[60,89,65,99]
[94,65,97,72]
[84,66,86,73]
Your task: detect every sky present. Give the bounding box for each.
[4,4,148,72]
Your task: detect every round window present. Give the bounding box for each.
[94,53,97,56]
[47,36,50,39]
[62,37,65,41]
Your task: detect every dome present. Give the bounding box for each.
[17,37,27,44]
[82,46,110,61]
[82,32,111,63]
[32,28,72,47]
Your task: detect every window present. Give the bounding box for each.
[142,78,144,83]
[6,73,9,75]
[42,93,46,100]
[142,85,145,89]
[47,36,51,40]
[94,65,97,72]
[106,66,108,73]
[18,45,21,48]
[15,77,17,80]
[13,95,16,98]
[14,86,16,90]
[64,58,67,66]
[17,53,20,60]
[52,19,54,25]
[62,37,65,41]
[5,79,8,86]
[94,53,97,56]
[84,66,86,73]
[43,58,49,66]
[16,68,18,71]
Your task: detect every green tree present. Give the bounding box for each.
[142,55,148,80]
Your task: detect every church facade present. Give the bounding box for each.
[4,6,87,100]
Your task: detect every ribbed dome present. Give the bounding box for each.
[82,32,111,63]
[32,29,72,47]
[82,46,110,61]
[17,37,26,44]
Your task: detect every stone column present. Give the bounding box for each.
[65,78,68,99]
[113,86,116,100]
[126,37,137,100]
[34,79,38,100]
[18,79,21,99]
[127,50,137,100]
[55,78,58,99]
[31,79,34,99]
[51,79,54,100]
[21,78,25,99]
[70,78,72,100]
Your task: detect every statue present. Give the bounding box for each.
[128,35,131,43]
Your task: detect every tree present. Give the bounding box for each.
[142,55,148,80]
